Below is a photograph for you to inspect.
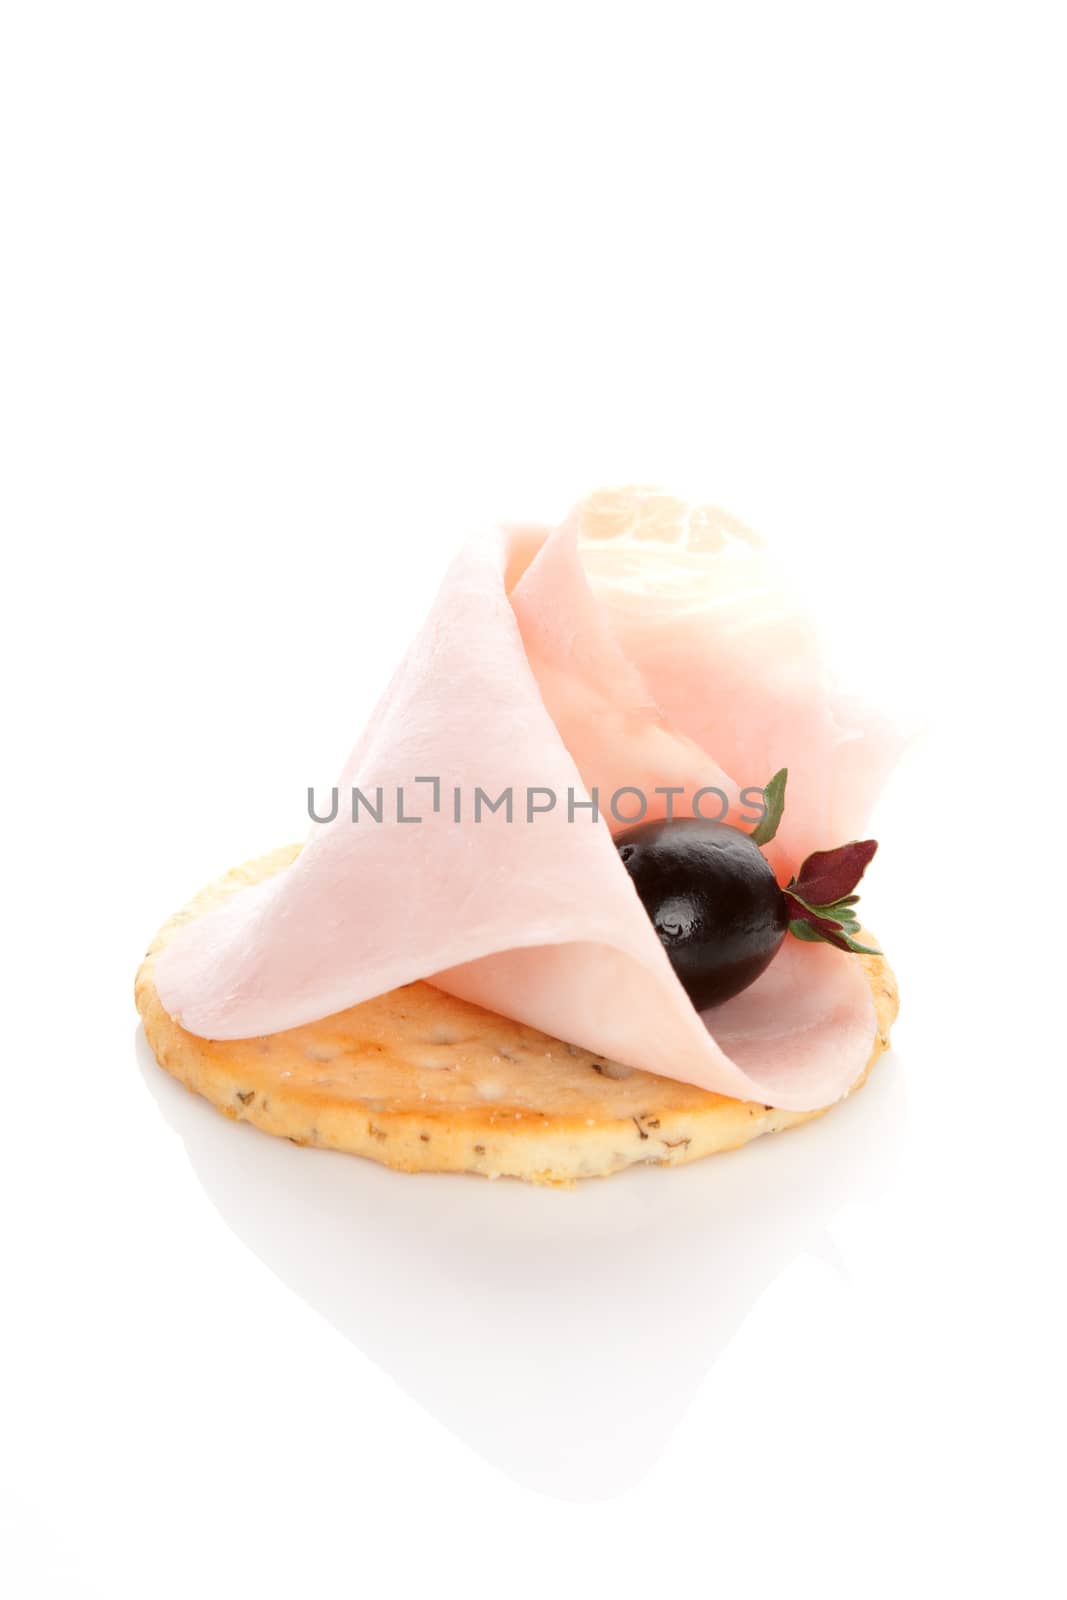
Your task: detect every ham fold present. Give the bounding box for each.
[155,488,900,1111]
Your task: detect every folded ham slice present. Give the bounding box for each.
[155,488,900,1110]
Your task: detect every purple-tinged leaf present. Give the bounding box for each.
[784,893,855,952]
[784,891,882,956]
[792,839,878,907]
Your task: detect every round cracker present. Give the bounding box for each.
[135,846,898,1185]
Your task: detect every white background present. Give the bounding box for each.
[3,4,1065,1597]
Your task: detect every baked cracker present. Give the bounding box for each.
[136,846,898,1185]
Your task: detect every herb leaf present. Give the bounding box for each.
[791,839,878,907]
[749,767,788,847]
[784,888,881,955]
[748,767,880,957]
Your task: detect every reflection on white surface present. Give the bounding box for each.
[136,1030,906,1500]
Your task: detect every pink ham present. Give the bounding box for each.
[154,488,900,1111]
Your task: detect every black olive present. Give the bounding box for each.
[615,817,788,1010]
